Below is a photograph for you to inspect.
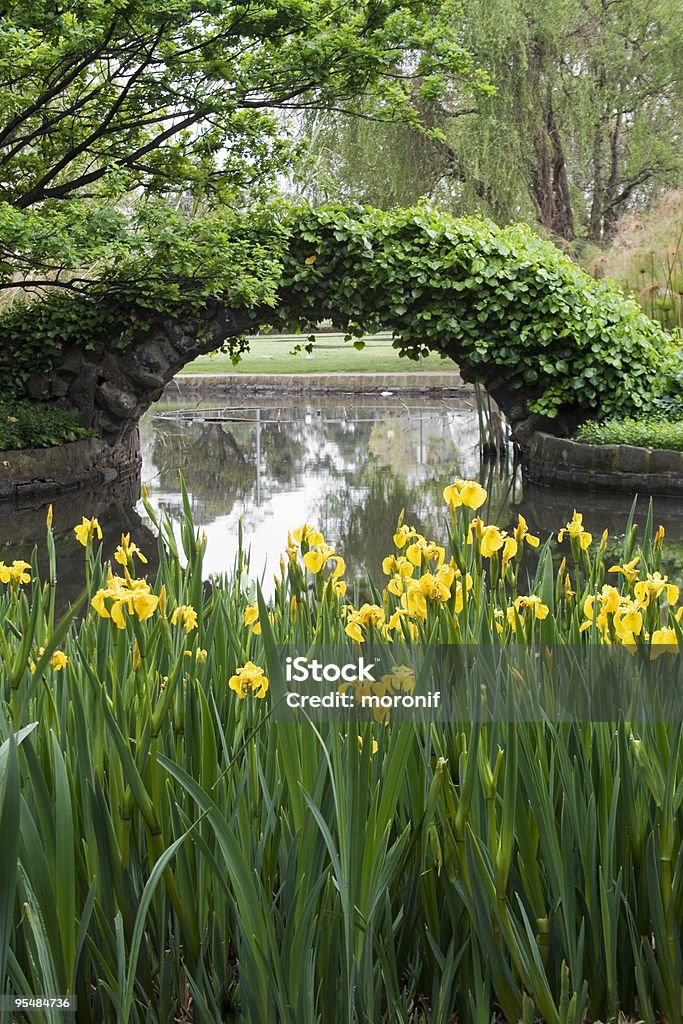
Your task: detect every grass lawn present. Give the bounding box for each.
[180,331,456,374]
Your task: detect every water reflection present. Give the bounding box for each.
[2,394,683,600]
[140,396,519,588]
[0,472,158,609]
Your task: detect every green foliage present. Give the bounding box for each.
[2,492,683,1020]
[274,204,674,420]
[0,206,290,396]
[1,1,676,426]
[2,204,675,422]
[577,417,683,451]
[0,0,485,297]
[0,402,90,451]
[298,0,683,241]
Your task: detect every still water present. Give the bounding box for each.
[140,394,516,588]
[4,393,683,596]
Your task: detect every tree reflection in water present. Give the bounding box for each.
[5,396,683,605]
[143,395,683,599]
[140,397,518,589]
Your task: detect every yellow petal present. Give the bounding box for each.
[345,620,364,643]
[91,591,110,618]
[303,550,324,573]
[110,600,128,629]
[459,481,487,509]
[133,593,159,621]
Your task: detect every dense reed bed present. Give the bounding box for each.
[1,483,683,1023]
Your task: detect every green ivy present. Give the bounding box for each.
[274,204,678,421]
[0,402,90,451]
[1,202,677,423]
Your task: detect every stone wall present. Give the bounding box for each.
[0,431,140,504]
[526,432,683,495]
[165,370,465,400]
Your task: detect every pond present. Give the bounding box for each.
[4,391,683,598]
[140,394,518,591]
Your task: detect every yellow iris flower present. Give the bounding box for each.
[607,557,640,585]
[30,647,69,673]
[580,586,646,644]
[303,542,345,578]
[443,479,487,510]
[170,605,198,633]
[634,572,679,608]
[229,661,269,699]
[51,650,68,671]
[244,604,261,634]
[74,516,103,546]
[114,533,148,565]
[382,665,416,693]
[513,515,540,548]
[91,571,160,628]
[344,604,385,642]
[0,560,32,585]
[292,524,324,547]
[557,510,592,550]
[345,618,364,643]
[393,524,420,549]
[650,627,678,658]
[405,539,446,568]
[613,604,643,641]
[417,573,451,602]
[506,595,549,627]
[480,526,506,558]
[401,582,428,620]
[501,536,518,570]
[382,555,414,578]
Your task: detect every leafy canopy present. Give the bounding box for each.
[0,0,484,292]
[273,205,676,421]
[0,4,674,429]
[296,0,683,241]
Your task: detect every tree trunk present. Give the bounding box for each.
[589,109,622,241]
[527,44,575,241]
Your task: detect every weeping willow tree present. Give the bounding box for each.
[294,0,683,241]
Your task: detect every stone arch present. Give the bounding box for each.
[12,205,672,468]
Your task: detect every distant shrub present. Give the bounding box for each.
[577,417,683,451]
[0,402,90,451]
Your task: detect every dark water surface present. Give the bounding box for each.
[3,394,683,596]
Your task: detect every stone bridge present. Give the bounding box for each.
[17,206,670,482]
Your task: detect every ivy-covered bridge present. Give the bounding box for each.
[2,205,674,461]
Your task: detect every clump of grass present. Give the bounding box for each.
[577,416,683,450]
[587,189,683,332]
[0,401,90,451]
